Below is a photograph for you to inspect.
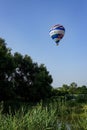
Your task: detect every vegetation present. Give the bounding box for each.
[0,37,87,129]
[0,100,87,130]
[0,38,53,102]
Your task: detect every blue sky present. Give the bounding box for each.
[0,0,87,87]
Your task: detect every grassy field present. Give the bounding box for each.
[0,99,87,130]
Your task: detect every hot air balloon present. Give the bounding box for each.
[49,24,65,45]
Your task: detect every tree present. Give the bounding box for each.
[0,38,15,100]
[32,64,53,101]
[13,53,35,100]
[14,59,53,101]
[69,82,77,94]
[13,54,53,102]
[61,84,69,94]
[0,38,53,102]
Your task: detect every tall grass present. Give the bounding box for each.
[0,100,87,130]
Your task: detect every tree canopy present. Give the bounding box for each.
[0,38,53,102]
[0,38,87,104]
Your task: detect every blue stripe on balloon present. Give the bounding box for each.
[54,27,65,31]
[49,28,65,33]
[51,34,58,39]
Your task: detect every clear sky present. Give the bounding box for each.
[0,0,87,87]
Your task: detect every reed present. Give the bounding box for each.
[0,100,87,130]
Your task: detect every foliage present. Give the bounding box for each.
[0,100,87,130]
[0,38,15,101]
[52,82,87,103]
[0,37,87,109]
[0,38,53,102]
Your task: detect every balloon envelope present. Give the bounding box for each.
[49,24,65,45]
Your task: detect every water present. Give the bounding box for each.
[58,122,71,130]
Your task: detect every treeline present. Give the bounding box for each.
[0,38,53,102]
[0,38,87,104]
[52,82,87,102]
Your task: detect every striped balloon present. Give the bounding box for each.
[49,24,65,45]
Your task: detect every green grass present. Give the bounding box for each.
[0,100,87,130]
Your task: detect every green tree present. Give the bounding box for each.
[0,38,15,101]
[13,53,35,100]
[13,53,53,102]
[76,85,87,102]
[61,84,69,94]
[0,38,53,102]
[69,82,77,94]
[32,64,53,101]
